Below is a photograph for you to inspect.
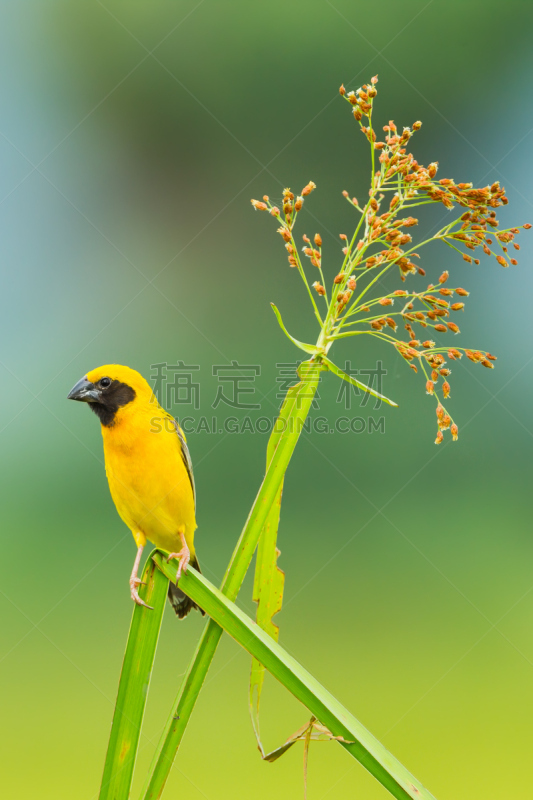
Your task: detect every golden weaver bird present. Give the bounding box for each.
[67,364,204,618]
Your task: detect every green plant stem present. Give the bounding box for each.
[140,363,322,800]
[99,559,168,800]
[152,557,437,800]
[369,111,375,184]
[250,390,287,754]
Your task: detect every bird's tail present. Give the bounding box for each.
[167,555,205,619]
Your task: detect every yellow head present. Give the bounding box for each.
[67,364,157,427]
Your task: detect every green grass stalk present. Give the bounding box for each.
[98,559,168,800]
[152,557,437,800]
[140,363,322,799]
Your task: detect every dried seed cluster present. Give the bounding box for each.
[251,77,530,443]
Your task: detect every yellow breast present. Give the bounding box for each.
[102,404,196,553]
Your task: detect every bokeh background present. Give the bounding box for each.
[1,1,532,798]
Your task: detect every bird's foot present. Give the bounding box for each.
[129,575,153,609]
[166,546,190,582]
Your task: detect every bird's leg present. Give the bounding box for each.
[129,544,153,609]
[166,532,190,582]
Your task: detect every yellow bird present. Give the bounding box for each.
[67,364,203,618]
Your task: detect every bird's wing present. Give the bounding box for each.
[172,419,196,510]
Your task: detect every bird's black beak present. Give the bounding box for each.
[67,375,100,403]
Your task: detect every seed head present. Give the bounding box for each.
[251,199,268,211]
[451,423,458,441]
[448,348,462,360]
[257,79,523,444]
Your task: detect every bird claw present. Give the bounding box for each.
[166,548,190,582]
[129,578,153,610]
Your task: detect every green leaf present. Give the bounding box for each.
[322,355,398,407]
[271,303,320,355]
[99,557,167,800]
[262,716,347,800]
[154,554,437,800]
[250,368,324,755]
[140,366,322,800]
[262,717,353,763]
[250,480,285,755]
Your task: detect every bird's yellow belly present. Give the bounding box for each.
[104,436,196,554]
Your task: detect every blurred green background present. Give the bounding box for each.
[1,1,532,798]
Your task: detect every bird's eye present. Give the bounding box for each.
[100,377,112,389]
